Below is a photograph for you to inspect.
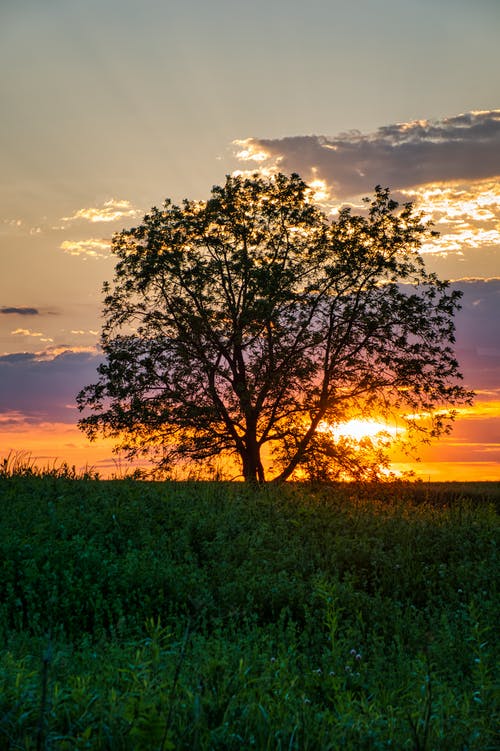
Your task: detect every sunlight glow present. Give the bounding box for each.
[307,178,330,203]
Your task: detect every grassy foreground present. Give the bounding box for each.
[0,475,498,749]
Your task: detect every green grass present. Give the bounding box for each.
[0,474,498,749]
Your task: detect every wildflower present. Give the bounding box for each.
[350,648,357,656]
[356,653,362,661]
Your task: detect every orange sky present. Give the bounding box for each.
[1,398,499,482]
[390,399,500,482]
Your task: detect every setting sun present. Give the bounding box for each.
[317,418,400,442]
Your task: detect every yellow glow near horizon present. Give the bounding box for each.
[1,399,498,481]
[0,422,119,475]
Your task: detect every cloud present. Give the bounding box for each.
[2,219,23,228]
[34,344,98,360]
[0,410,34,427]
[234,111,500,270]
[61,199,141,224]
[0,349,103,423]
[453,278,500,392]
[11,328,40,336]
[60,238,111,259]
[11,328,53,343]
[234,110,500,199]
[0,218,24,236]
[1,307,39,316]
[401,180,500,257]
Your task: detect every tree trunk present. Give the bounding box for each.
[241,433,265,484]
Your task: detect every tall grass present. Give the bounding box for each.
[0,449,99,481]
[0,469,498,749]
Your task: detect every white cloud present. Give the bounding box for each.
[33,345,99,361]
[401,180,500,256]
[11,329,53,343]
[60,238,111,258]
[61,199,141,224]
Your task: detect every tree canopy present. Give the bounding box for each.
[77,172,472,482]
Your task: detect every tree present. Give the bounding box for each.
[77,172,472,483]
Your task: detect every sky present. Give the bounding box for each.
[1,0,499,480]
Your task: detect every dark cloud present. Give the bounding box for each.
[1,306,39,315]
[236,110,500,198]
[0,350,103,423]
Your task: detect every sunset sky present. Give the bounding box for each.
[1,0,499,480]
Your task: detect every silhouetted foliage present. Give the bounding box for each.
[77,173,472,482]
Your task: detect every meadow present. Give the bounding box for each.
[0,466,498,749]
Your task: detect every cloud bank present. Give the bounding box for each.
[235,110,500,199]
[0,349,102,423]
[454,278,500,394]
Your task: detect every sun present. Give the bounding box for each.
[317,418,400,442]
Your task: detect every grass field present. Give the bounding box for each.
[0,470,498,749]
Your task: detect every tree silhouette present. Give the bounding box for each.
[77,173,472,482]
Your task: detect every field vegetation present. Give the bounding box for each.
[0,461,498,749]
